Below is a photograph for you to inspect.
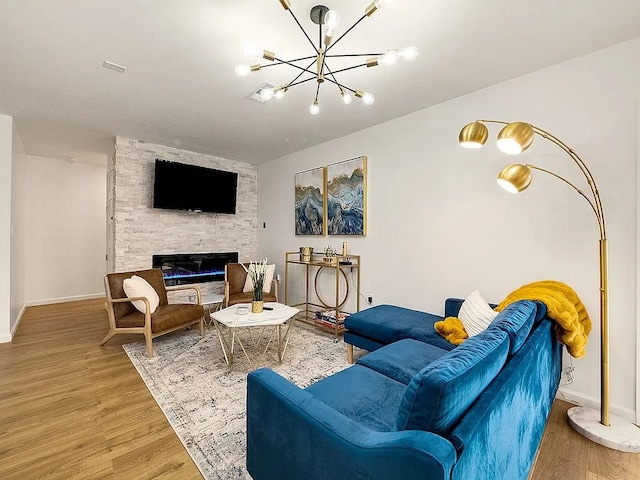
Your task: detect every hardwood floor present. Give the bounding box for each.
[0,299,638,479]
[0,299,201,479]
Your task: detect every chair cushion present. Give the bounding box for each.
[489,300,537,355]
[123,275,160,314]
[107,269,168,320]
[356,339,450,384]
[305,365,406,432]
[343,305,455,352]
[243,263,276,293]
[227,292,277,307]
[116,303,204,333]
[395,327,509,436]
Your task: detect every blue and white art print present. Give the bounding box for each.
[295,167,326,235]
[326,156,367,236]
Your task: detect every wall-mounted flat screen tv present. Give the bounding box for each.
[153,159,238,214]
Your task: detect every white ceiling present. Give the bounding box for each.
[2,0,640,165]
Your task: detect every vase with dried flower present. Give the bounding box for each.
[246,259,269,313]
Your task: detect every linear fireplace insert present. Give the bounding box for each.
[152,252,239,286]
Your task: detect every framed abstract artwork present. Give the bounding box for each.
[294,166,326,235]
[326,156,367,236]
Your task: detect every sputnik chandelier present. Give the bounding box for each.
[235,0,417,115]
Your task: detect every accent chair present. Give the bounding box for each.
[100,268,205,357]
[224,263,278,307]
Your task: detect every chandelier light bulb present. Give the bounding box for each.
[310,101,320,115]
[234,64,251,77]
[243,44,264,58]
[362,92,375,105]
[366,0,392,16]
[324,10,340,30]
[260,87,275,101]
[399,46,419,61]
[341,90,352,104]
[274,88,287,99]
[380,49,399,66]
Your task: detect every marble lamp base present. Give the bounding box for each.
[567,406,640,453]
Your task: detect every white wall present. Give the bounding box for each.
[259,38,640,420]
[24,155,106,303]
[10,120,27,334]
[0,114,12,342]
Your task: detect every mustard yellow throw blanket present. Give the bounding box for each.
[434,318,469,346]
[435,281,591,358]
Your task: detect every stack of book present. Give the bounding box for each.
[315,309,349,330]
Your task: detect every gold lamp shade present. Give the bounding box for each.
[459,121,488,149]
[496,122,534,155]
[497,163,532,193]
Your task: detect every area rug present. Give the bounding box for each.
[123,323,356,479]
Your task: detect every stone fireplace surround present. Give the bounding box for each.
[112,137,258,298]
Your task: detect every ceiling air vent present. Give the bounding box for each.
[246,81,277,104]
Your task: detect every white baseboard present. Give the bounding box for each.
[1,296,103,343]
[0,304,27,343]
[26,292,104,307]
[10,304,27,337]
[557,386,636,423]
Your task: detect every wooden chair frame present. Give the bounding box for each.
[100,275,205,357]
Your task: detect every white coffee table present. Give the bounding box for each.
[210,302,299,369]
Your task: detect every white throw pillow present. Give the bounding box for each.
[123,275,160,314]
[458,290,498,337]
[242,264,276,293]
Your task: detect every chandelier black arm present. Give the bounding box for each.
[261,55,316,67]
[274,56,317,76]
[317,71,356,92]
[323,62,351,93]
[323,77,356,93]
[325,14,367,53]
[287,8,318,53]
[286,73,355,94]
[287,76,320,88]
[323,61,339,86]
[325,53,383,58]
[283,59,317,87]
[327,63,368,75]
[314,83,320,102]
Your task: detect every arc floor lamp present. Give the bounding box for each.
[458,119,640,453]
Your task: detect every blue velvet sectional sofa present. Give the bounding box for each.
[246,298,562,480]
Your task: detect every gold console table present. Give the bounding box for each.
[284,251,361,339]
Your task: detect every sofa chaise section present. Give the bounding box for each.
[343,303,457,361]
[246,300,562,480]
